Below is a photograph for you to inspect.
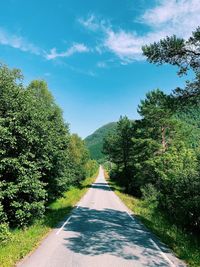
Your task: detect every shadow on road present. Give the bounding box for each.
[78,182,115,192]
[91,182,111,191]
[63,207,177,266]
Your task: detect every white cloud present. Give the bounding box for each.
[80,0,200,63]
[46,43,89,60]
[0,28,90,62]
[0,28,42,55]
[78,14,109,33]
[141,0,200,39]
[104,29,172,62]
[106,0,200,62]
[78,15,100,31]
[104,30,143,62]
[142,0,200,29]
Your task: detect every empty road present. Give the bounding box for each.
[18,167,186,267]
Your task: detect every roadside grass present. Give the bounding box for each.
[107,175,200,267]
[0,172,98,267]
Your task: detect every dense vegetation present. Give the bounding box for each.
[0,173,97,267]
[0,63,98,241]
[103,27,200,235]
[85,122,117,162]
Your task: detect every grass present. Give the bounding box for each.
[106,173,200,267]
[0,172,98,267]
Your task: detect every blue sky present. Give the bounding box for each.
[0,0,200,138]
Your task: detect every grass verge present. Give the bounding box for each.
[0,172,98,267]
[106,173,200,267]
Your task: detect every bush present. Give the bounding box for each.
[141,184,159,210]
[0,223,11,244]
[0,64,94,228]
[84,160,99,178]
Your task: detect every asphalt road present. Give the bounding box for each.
[18,167,186,267]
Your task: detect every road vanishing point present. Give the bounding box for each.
[18,167,186,267]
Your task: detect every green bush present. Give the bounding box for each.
[141,184,159,210]
[0,223,11,244]
[0,64,95,229]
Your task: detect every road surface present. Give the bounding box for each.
[18,167,186,267]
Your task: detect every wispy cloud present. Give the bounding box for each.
[0,27,90,62]
[45,43,89,60]
[0,28,42,55]
[78,14,108,32]
[97,61,107,68]
[141,0,200,35]
[79,0,200,63]
[104,30,144,62]
[78,15,100,31]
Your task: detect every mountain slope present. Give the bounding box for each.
[85,122,117,162]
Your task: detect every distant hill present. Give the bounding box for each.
[85,122,117,162]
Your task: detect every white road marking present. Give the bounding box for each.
[56,171,177,267]
[56,216,71,235]
[126,205,176,266]
[106,179,176,267]
[127,209,176,266]
[56,179,93,234]
[150,238,176,267]
[126,211,134,220]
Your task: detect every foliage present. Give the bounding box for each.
[103,116,134,190]
[0,223,11,244]
[0,65,47,227]
[85,122,117,162]
[84,159,99,178]
[0,172,98,267]
[69,134,93,184]
[142,27,200,105]
[104,26,200,234]
[110,177,200,267]
[142,27,200,76]
[0,63,97,229]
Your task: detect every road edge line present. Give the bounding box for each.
[150,238,176,267]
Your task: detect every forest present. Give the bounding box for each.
[85,122,117,162]
[103,27,200,235]
[0,64,98,240]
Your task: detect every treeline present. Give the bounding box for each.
[0,64,98,233]
[103,27,200,234]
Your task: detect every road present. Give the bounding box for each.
[18,167,186,267]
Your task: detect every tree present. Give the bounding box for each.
[0,65,46,227]
[103,116,134,189]
[69,134,90,185]
[142,27,200,104]
[138,89,174,151]
[142,27,200,76]
[0,63,98,230]
[26,80,72,200]
[140,27,200,232]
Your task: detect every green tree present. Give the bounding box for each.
[142,27,200,104]
[26,80,72,200]
[0,63,98,230]
[138,89,174,151]
[0,64,46,227]
[142,27,200,76]
[69,134,90,184]
[103,116,134,189]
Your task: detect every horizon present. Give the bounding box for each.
[0,0,199,138]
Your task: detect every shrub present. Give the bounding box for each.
[0,223,11,244]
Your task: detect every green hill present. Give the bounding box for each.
[85,122,117,162]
